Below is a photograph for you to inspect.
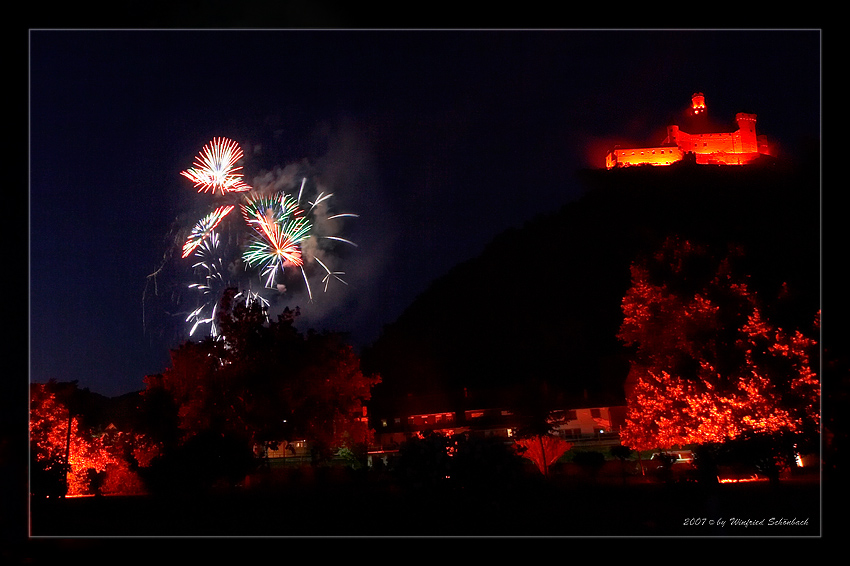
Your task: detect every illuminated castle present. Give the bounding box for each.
[605,93,772,169]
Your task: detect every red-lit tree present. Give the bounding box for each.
[514,435,573,476]
[144,288,380,466]
[617,236,819,462]
[286,331,379,461]
[30,381,155,497]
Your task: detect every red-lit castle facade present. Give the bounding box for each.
[605,93,772,169]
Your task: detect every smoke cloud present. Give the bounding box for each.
[248,116,394,348]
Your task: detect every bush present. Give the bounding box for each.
[572,450,606,477]
[139,429,257,496]
[393,431,525,491]
[30,453,69,498]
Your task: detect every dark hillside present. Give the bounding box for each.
[362,154,820,414]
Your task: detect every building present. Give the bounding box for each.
[549,406,627,440]
[369,387,627,452]
[605,93,773,169]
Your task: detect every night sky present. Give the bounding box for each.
[29,29,821,397]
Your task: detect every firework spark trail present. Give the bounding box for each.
[307,191,333,213]
[314,256,348,292]
[189,232,225,291]
[234,289,270,324]
[180,137,252,194]
[181,205,235,258]
[185,231,231,336]
[321,235,359,247]
[297,177,306,205]
[300,266,314,302]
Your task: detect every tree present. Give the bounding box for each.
[514,435,572,477]
[143,288,381,471]
[30,381,152,497]
[617,236,819,473]
[30,382,72,497]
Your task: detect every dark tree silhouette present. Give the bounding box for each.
[572,450,606,479]
[142,288,381,480]
[393,430,525,491]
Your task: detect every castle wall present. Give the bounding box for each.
[606,116,767,168]
[696,152,762,165]
[757,134,771,156]
[679,131,732,154]
[606,146,683,168]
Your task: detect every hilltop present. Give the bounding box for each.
[362,153,820,413]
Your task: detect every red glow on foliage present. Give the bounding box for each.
[515,435,572,476]
[718,475,767,483]
[30,383,159,496]
[617,238,820,452]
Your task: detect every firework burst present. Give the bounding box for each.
[180,137,252,194]
[185,231,230,337]
[241,192,313,289]
[165,137,359,339]
[181,204,235,258]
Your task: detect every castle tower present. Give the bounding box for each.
[665,124,680,146]
[735,113,758,153]
[691,92,706,115]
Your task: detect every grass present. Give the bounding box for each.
[27,462,821,538]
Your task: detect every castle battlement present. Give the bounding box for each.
[606,94,772,169]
